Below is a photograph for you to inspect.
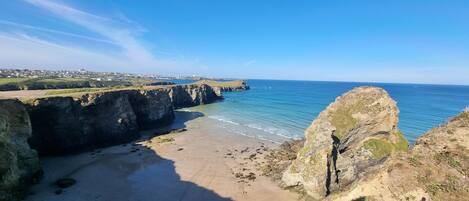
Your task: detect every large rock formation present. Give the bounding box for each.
[25,90,141,155]
[282,87,408,199]
[326,109,469,201]
[23,84,219,155]
[0,100,41,201]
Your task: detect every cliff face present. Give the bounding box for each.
[23,84,219,155]
[128,88,174,129]
[25,90,141,155]
[168,84,220,108]
[0,100,41,201]
[282,87,408,199]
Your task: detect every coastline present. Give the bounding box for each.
[25,110,298,201]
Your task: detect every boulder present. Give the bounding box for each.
[282,87,408,199]
[55,178,76,188]
[0,99,42,201]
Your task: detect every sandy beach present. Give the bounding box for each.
[25,110,298,201]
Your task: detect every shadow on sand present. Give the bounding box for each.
[27,111,233,201]
[126,145,232,201]
[142,110,205,136]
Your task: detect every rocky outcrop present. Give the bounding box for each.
[23,84,219,155]
[196,80,250,96]
[167,84,220,108]
[326,109,469,201]
[282,87,408,199]
[0,100,41,201]
[25,90,141,155]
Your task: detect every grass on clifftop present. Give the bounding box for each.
[0,77,162,91]
[45,88,108,95]
[196,80,246,88]
[0,78,32,84]
[0,77,88,85]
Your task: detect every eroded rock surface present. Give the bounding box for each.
[168,84,220,108]
[0,99,41,201]
[282,87,408,199]
[129,88,174,129]
[327,109,469,201]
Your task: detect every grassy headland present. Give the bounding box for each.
[195,80,249,92]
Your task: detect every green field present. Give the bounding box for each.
[0,77,161,91]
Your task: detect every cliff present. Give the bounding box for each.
[167,84,221,108]
[0,83,222,200]
[24,90,141,155]
[0,100,42,201]
[196,80,250,96]
[22,84,219,155]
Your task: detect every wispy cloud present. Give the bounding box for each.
[0,20,116,45]
[24,0,159,67]
[0,0,210,75]
[0,31,130,70]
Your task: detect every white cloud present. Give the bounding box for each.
[24,0,159,67]
[0,0,217,76]
[0,20,116,45]
[0,32,131,71]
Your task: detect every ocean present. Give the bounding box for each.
[178,79,469,144]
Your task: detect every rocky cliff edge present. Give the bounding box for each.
[0,99,42,201]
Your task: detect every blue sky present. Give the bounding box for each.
[1,0,468,84]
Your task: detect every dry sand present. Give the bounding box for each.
[25,111,298,201]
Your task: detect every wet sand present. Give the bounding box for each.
[25,111,298,201]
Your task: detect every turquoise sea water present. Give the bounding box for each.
[179,80,469,144]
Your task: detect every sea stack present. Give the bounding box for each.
[282,87,408,199]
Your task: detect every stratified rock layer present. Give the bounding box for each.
[282,87,408,199]
[0,99,41,201]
